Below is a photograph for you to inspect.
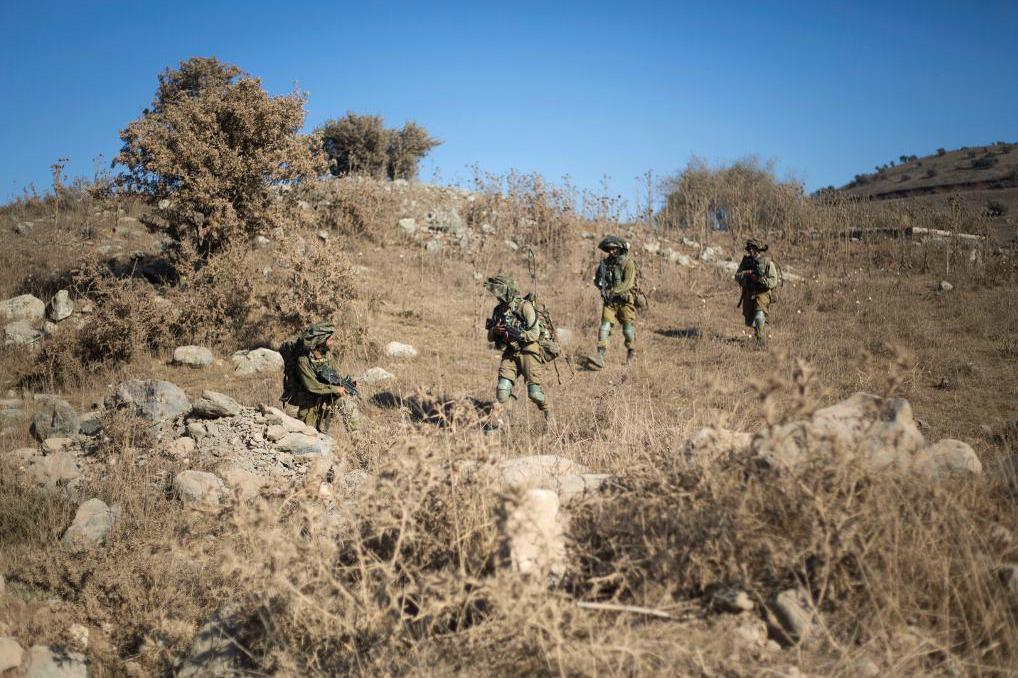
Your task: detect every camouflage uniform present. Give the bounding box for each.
[483,276,552,423]
[735,239,779,347]
[592,236,637,368]
[285,324,360,433]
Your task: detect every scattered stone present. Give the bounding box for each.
[505,240,520,251]
[14,221,32,235]
[642,241,661,255]
[0,294,46,322]
[499,454,591,488]
[172,345,214,368]
[174,470,227,506]
[480,223,496,235]
[0,637,23,672]
[231,348,284,375]
[384,341,418,359]
[937,280,954,292]
[191,390,242,418]
[253,235,271,248]
[683,427,753,463]
[426,207,464,234]
[734,619,769,647]
[42,321,59,337]
[699,246,719,263]
[109,379,191,422]
[31,398,78,441]
[771,589,815,642]
[62,498,121,548]
[914,439,982,477]
[264,425,287,442]
[298,200,312,211]
[167,437,196,457]
[259,405,316,435]
[398,217,417,235]
[274,432,333,456]
[681,236,700,248]
[713,588,755,613]
[23,645,87,678]
[25,451,82,489]
[186,421,207,439]
[554,473,612,505]
[158,199,171,210]
[77,412,102,437]
[42,437,74,454]
[359,367,394,385]
[316,230,329,241]
[178,610,246,678]
[500,488,566,580]
[714,260,739,275]
[425,238,444,253]
[579,231,593,239]
[48,290,73,322]
[3,320,43,346]
[67,624,89,650]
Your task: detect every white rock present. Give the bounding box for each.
[699,246,718,263]
[425,239,444,253]
[499,454,591,489]
[42,437,74,454]
[191,391,242,418]
[67,624,89,650]
[158,199,171,210]
[253,235,271,248]
[48,290,74,322]
[398,218,417,235]
[937,280,954,292]
[274,432,333,456]
[172,345,214,368]
[316,230,329,241]
[384,341,418,359]
[62,498,121,548]
[109,379,191,422]
[259,405,316,435]
[174,470,227,506]
[0,637,23,673]
[25,451,82,489]
[0,294,46,322]
[359,367,394,385]
[231,348,284,375]
[502,488,566,580]
[771,589,815,642]
[3,321,43,346]
[579,231,593,239]
[24,645,88,678]
[264,425,287,442]
[915,439,982,477]
[168,437,196,457]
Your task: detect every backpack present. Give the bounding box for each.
[765,258,784,303]
[632,258,649,310]
[522,292,562,362]
[279,337,307,405]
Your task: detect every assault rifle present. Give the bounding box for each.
[315,362,361,399]
[596,260,610,302]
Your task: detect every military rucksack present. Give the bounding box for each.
[279,337,307,405]
[522,292,562,362]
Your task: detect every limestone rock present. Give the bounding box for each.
[26,451,82,489]
[264,425,287,442]
[499,454,591,489]
[554,473,612,505]
[259,405,316,435]
[231,348,284,375]
[713,587,755,613]
[274,432,333,456]
[167,437,196,457]
[3,321,43,346]
[23,645,87,678]
[425,238,444,253]
[174,470,227,506]
[48,290,74,322]
[384,341,418,359]
[178,610,246,678]
[109,379,191,422]
[937,280,954,292]
[14,221,32,235]
[77,412,102,437]
[642,241,661,255]
[359,367,394,385]
[62,498,121,548]
[501,488,566,579]
[683,427,753,462]
[42,437,74,454]
[172,345,214,368]
[398,217,417,235]
[192,391,242,418]
[914,439,982,477]
[0,294,45,322]
[771,589,815,642]
[555,327,574,345]
[31,398,79,441]
[0,637,23,672]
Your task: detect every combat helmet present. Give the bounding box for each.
[301,322,336,350]
[483,275,518,303]
[745,238,769,252]
[598,235,629,253]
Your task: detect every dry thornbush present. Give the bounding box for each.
[170,244,261,346]
[317,178,403,242]
[115,56,326,263]
[263,237,358,332]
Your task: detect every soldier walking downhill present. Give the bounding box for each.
[280,323,359,433]
[483,275,553,428]
[591,235,638,368]
[735,239,779,347]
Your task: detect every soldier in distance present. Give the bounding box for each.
[592,235,638,368]
[734,239,780,348]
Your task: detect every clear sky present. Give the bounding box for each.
[2,1,1017,208]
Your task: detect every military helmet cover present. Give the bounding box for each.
[302,322,336,349]
[483,275,517,302]
[745,238,769,252]
[598,235,628,253]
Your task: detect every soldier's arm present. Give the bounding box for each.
[612,259,636,295]
[298,356,343,396]
[518,302,542,343]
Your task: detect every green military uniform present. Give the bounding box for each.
[284,324,360,433]
[735,239,779,347]
[483,276,552,424]
[592,236,637,368]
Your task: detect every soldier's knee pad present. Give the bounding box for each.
[527,383,545,406]
[753,310,766,329]
[598,321,612,342]
[495,378,513,403]
[622,323,636,342]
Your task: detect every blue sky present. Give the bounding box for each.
[2,1,1017,208]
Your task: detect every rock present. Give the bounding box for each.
[505,240,520,251]
[425,238,444,253]
[25,451,82,489]
[231,348,284,375]
[0,637,24,673]
[191,391,242,418]
[174,470,227,506]
[914,439,982,477]
[77,412,102,437]
[398,217,417,235]
[167,437,196,457]
[359,367,394,385]
[771,589,815,642]
[23,645,87,678]
[642,241,661,255]
[714,260,739,275]
[62,498,121,548]
[316,230,329,241]
[298,200,312,211]
[499,454,591,488]
[48,290,73,322]
[683,427,753,463]
[158,199,171,210]
[699,246,719,263]
[555,327,574,345]
[67,624,88,650]
[264,425,287,442]
[259,405,316,435]
[713,588,755,613]
[579,231,593,239]
[0,294,46,322]
[14,221,32,235]
[186,421,207,439]
[426,207,464,234]
[42,437,74,454]
[384,341,418,359]
[31,398,78,441]
[42,321,59,337]
[172,345,214,368]
[219,464,269,499]
[937,280,954,292]
[555,473,612,505]
[109,379,190,422]
[274,432,333,456]
[480,223,496,235]
[681,236,700,248]
[253,235,271,248]
[501,488,566,580]
[3,321,43,346]
[178,610,246,677]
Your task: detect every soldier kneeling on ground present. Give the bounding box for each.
[483,275,554,429]
[280,323,360,433]
[735,239,779,347]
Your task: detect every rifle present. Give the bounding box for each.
[315,362,361,399]
[596,260,610,302]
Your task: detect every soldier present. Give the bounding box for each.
[591,235,637,368]
[483,275,553,428]
[735,239,779,347]
[281,323,359,433]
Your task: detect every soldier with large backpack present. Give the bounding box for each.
[483,275,555,429]
[735,239,780,347]
[280,323,360,433]
[591,235,643,368]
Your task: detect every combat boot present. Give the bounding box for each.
[626,348,636,366]
[591,347,606,370]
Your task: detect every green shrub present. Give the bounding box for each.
[319,113,440,180]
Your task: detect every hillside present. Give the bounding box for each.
[0,175,1016,676]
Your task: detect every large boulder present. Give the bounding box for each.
[0,294,45,322]
[500,488,566,580]
[109,379,191,422]
[496,455,609,505]
[62,498,121,548]
[231,348,284,375]
[191,391,242,418]
[30,398,79,441]
[48,290,74,322]
[172,345,214,368]
[914,439,982,477]
[3,321,43,346]
[174,470,227,506]
[259,405,317,435]
[23,645,88,678]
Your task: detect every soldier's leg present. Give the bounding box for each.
[297,404,316,428]
[593,304,617,368]
[753,293,771,346]
[619,302,637,365]
[495,356,519,417]
[520,353,548,412]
